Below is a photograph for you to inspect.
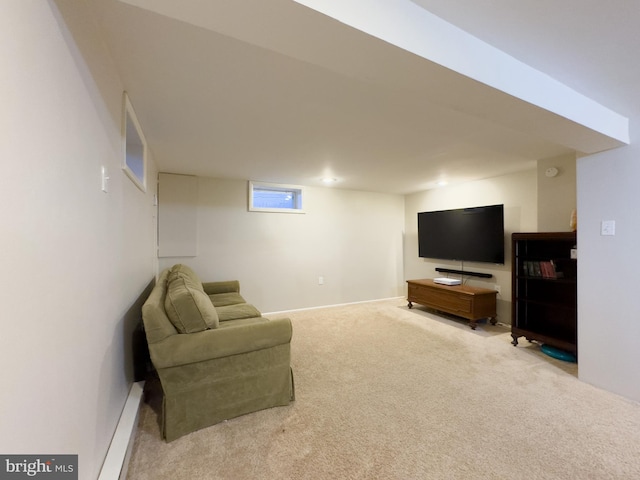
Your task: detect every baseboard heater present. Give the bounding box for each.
[98,381,145,480]
[435,268,492,279]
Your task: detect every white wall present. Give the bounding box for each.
[577,118,640,402]
[159,176,405,312]
[404,169,538,324]
[158,173,198,257]
[0,1,157,478]
[537,153,577,232]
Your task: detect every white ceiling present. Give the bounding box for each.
[87,0,638,195]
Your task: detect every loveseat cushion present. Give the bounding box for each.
[168,264,204,291]
[216,303,262,322]
[216,316,269,329]
[208,292,247,307]
[202,280,240,295]
[165,274,219,333]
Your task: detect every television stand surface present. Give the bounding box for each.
[406,279,497,330]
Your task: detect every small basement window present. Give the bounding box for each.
[248,181,305,213]
[122,93,147,192]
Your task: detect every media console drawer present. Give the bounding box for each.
[406,279,497,329]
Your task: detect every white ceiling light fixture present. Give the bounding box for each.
[321,177,338,184]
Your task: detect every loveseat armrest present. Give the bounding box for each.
[149,317,292,369]
[202,280,240,295]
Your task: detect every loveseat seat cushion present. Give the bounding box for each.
[165,274,219,333]
[216,303,262,322]
[217,316,268,329]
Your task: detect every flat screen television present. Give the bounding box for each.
[418,204,505,264]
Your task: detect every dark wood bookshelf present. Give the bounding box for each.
[511,232,577,356]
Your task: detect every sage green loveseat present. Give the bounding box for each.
[142,264,295,442]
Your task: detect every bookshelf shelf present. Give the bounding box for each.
[511,232,577,357]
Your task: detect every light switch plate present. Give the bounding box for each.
[101,166,109,193]
[601,220,615,236]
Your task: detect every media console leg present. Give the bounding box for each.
[511,335,519,346]
[490,317,497,325]
[407,301,413,309]
[469,320,477,330]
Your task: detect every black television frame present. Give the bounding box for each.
[417,204,505,264]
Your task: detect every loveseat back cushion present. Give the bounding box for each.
[142,269,178,344]
[168,264,204,291]
[165,274,219,333]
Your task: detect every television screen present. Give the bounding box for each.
[418,204,504,264]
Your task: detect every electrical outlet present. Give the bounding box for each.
[318,276,324,285]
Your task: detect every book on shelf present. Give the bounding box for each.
[523,260,557,279]
[540,260,557,279]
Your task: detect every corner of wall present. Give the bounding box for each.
[537,153,577,232]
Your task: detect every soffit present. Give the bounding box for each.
[85,0,630,194]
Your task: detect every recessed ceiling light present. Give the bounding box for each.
[436,180,448,186]
[322,177,337,184]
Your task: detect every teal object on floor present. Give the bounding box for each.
[541,344,577,363]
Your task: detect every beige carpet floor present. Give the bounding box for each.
[127,299,640,479]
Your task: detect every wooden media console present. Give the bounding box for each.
[406,279,497,329]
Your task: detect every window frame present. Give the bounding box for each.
[122,92,148,192]
[248,181,306,214]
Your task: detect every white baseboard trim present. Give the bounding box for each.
[98,381,145,480]
[264,296,405,317]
